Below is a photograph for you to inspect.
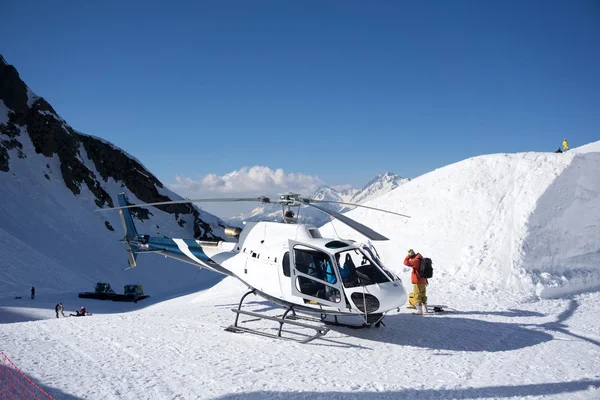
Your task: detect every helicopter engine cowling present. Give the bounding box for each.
[224,226,242,239]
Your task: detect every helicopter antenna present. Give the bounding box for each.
[329,214,341,240]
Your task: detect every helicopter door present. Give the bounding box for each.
[288,240,347,309]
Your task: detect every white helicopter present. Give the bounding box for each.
[98,192,410,343]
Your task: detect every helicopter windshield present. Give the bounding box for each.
[335,247,392,288]
[360,244,383,269]
[360,244,398,281]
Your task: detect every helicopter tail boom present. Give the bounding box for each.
[112,193,230,274]
[117,193,139,268]
[118,193,139,240]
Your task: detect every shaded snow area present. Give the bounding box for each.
[1,142,599,399]
[0,128,224,300]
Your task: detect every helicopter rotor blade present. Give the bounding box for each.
[305,200,411,219]
[307,203,389,241]
[95,197,268,212]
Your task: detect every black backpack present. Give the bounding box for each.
[419,257,433,279]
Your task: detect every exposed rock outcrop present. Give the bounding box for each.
[0,54,223,240]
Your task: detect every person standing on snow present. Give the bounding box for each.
[562,138,569,152]
[31,286,35,299]
[404,249,428,315]
[55,303,65,318]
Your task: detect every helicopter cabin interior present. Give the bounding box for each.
[286,241,394,303]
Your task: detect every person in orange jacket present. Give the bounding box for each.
[404,249,428,314]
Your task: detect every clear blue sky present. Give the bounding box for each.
[1,0,599,191]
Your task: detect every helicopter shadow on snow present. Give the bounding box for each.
[447,309,546,318]
[329,298,600,351]
[212,300,374,349]
[212,300,558,351]
[524,299,600,348]
[218,298,600,351]
[324,312,555,352]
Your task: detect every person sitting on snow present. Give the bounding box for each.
[69,306,87,317]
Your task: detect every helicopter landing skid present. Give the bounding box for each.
[317,313,386,329]
[238,311,384,330]
[225,309,329,343]
[224,290,330,344]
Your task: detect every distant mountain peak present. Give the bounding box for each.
[347,172,410,206]
[361,172,404,189]
[227,173,410,227]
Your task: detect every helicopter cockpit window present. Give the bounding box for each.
[325,240,350,249]
[282,252,290,277]
[335,248,392,288]
[293,247,341,303]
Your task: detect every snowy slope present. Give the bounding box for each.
[0,110,223,298]
[320,143,600,300]
[571,140,600,154]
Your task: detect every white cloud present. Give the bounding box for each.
[166,166,326,198]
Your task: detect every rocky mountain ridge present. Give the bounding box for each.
[0,55,224,240]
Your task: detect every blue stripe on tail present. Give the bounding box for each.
[118,193,139,239]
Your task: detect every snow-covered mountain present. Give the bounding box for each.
[344,172,410,210]
[0,55,226,297]
[227,172,409,226]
